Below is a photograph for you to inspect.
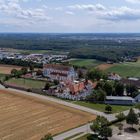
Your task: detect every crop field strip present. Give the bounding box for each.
[0,64,22,74]
[0,89,96,140]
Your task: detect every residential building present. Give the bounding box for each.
[108,73,121,81]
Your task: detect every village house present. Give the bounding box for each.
[43,64,77,82]
[108,73,122,81]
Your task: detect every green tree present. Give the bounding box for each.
[91,116,112,139]
[115,82,124,96]
[103,81,114,96]
[86,91,97,102]
[105,104,112,114]
[11,69,18,76]
[78,69,84,79]
[29,64,34,72]
[99,126,112,139]
[87,69,107,81]
[95,81,105,90]
[4,75,11,81]
[41,133,53,140]
[126,84,138,97]
[16,70,23,78]
[126,108,139,128]
[44,82,51,90]
[21,67,28,75]
[87,89,106,102]
[54,80,59,85]
[116,112,126,121]
[96,89,106,102]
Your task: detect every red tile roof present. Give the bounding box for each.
[68,82,85,94]
[50,72,68,77]
[44,64,71,71]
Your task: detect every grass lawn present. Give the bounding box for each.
[75,134,90,140]
[70,59,102,68]
[64,132,83,140]
[106,60,140,77]
[73,101,131,113]
[6,78,46,89]
[0,73,6,81]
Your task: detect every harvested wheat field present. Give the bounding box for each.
[96,63,114,70]
[0,89,96,140]
[0,64,22,74]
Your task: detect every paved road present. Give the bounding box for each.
[54,124,90,140]
[0,85,133,140]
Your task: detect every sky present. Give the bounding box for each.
[1,0,140,33]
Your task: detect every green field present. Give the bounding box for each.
[73,101,131,113]
[70,59,102,68]
[18,49,68,55]
[106,60,140,77]
[6,78,46,89]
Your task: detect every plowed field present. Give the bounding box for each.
[0,89,96,140]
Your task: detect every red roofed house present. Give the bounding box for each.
[43,64,77,82]
[67,81,85,94]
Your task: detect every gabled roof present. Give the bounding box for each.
[43,64,72,71]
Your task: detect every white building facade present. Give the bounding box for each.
[43,64,77,82]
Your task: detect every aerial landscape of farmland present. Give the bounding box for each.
[1,0,140,139]
[0,89,96,140]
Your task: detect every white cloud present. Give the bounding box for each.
[65,11,74,15]
[68,3,140,21]
[69,4,106,11]
[101,6,140,21]
[126,0,140,4]
[0,0,51,24]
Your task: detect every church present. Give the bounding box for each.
[43,64,77,82]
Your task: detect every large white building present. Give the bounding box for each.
[43,64,77,82]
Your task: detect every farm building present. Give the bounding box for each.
[135,94,140,102]
[105,96,135,105]
[43,64,77,82]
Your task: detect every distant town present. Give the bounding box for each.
[0,48,68,64]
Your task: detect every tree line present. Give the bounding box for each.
[0,33,140,62]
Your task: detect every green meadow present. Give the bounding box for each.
[69,59,102,68]
[106,60,140,77]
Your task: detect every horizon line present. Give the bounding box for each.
[0,32,140,34]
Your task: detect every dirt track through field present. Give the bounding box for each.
[0,89,96,140]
